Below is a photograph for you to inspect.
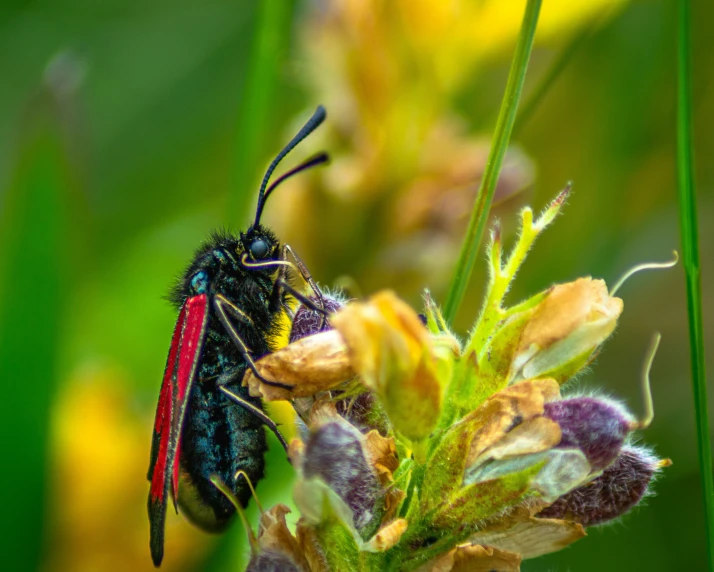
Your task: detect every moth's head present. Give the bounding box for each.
[238,224,281,270]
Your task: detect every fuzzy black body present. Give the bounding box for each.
[170,228,285,528]
[148,104,328,568]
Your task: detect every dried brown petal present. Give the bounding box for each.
[362,518,408,552]
[415,543,522,572]
[468,416,561,468]
[469,509,585,559]
[465,379,561,469]
[288,439,304,467]
[308,396,341,427]
[296,520,329,572]
[512,278,623,382]
[363,430,399,484]
[244,330,355,400]
[422,378,560,510]
[255,505,310,572]
[381,488,407,524]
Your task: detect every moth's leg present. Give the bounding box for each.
[234,470,265,512]
[283,244,326,305]
[276,278,329,317]
[218,386,289,453]
[213,293,255,327]
[270,259,296,317]
[213,294,293,390]
[282,244,327,329]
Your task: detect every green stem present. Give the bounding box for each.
[444,0,542,325]
[228,0,292,226]
[677,1,714,569]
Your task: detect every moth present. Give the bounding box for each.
[147,106,328,566]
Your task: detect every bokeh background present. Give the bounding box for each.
[0,0,711,570]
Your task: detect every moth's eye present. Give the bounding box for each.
[249,238,269,260]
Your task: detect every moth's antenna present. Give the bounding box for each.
[254,105,327,227]
[261,152,329,208]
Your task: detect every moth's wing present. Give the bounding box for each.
[147,294,209,567]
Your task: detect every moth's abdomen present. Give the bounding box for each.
[178,373,267,531]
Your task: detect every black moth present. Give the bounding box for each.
[147,106,329,567]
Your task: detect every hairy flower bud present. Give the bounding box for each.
[290,291,346,343]
[246,551,301,572]
[300,420,382,531]
[537,446,665,525]
[543,395,634,471]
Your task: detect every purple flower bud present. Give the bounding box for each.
[302,421,381,531]
[536,446,663,526]
[246,551,300,572]
[334,391,389,435]
[289,292,346,343]
[544,396,633,471]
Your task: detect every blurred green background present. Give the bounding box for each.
[0,0,711,570]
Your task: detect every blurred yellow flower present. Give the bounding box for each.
[46,366,209,572]
[277,0,627,293]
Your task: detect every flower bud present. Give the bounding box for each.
[290,291,346,343]
[246,551,301,572]
[300,420,381,531]
[536,446,666,525]
[334,391,389,435]
[510,278,623,383]
[543,395,634,471]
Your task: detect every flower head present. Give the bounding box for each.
[235,190,672,570]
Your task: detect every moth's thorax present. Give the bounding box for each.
[172,227,282,305]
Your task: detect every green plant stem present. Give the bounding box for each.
[677,1,714,569]
[228,0,291,226]
[444,0,542,325]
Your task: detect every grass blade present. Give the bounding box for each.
[444,0,542,325]
[676,1,714,569]
[0,90,72,570]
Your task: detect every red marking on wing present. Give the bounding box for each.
[147,295,208,567]
[170,293,208,500]
[148,303,186,502]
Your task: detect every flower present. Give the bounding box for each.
[232,190,671,571]
[330,291,443,443]
[509,278,623,383]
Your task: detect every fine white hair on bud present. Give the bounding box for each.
[289,288,348,342]
[536,446,666,526]
[302,420,381,531]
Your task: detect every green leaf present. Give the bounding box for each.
[0,91,72,571]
